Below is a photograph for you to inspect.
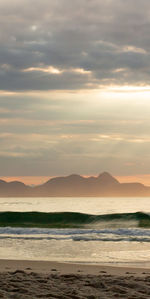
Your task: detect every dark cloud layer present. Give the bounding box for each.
[0,0,150,90]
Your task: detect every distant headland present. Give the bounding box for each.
[0,172,150,197]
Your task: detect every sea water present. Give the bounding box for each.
[0,197,150,267]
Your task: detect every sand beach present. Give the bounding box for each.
[0,260,149,298]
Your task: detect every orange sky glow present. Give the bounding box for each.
[1,174,150,186]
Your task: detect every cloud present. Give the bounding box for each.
[0,1,150,178]
[0,0,150,90]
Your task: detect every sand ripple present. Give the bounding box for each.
[0,270,149,298]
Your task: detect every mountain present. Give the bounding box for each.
[0,172,150,197]
[33,172,120,196]
[0,180,30,197]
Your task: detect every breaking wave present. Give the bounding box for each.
[0,211,149,228]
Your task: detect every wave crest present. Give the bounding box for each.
[0,211,149,228]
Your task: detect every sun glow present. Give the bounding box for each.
[23,66,62,74]
[108,85,150,93]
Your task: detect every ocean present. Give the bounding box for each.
[0,197,150,267]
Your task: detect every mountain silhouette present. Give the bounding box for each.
[0,172,150,197]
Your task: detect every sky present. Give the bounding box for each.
[1,0,150,185]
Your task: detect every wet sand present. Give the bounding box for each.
[0,260,150,298]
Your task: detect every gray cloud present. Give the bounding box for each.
[0,0,150,90]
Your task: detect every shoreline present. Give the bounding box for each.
[0,259,150,276]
